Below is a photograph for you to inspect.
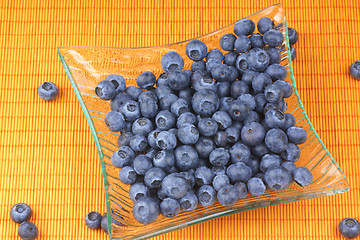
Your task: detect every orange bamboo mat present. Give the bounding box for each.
[0,0,359,239]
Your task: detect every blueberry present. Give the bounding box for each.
[233,182,248,199]
[226,162,252,183]
[118,131,134,147]
[179,88,193,103]
[265,128,288,153]
[286,126,307,145]
[231,81,249,99]
[101,213,109,234]
[160,198,180,217]
[120,100,141,121]
[124,121,133,132]
[219,97,234,112]
[195,166,215,186]
[179,191,198,212]
[211,64,231,82]
[161,52,184,73]
[152,150,174,171]
[290,46,296,61]
[177,112,197,128]
[94,80,116,100]
[350,61,360,79]
[197,185,217,207]
[264,84,284,103]
[212,174,230,191]
[129,182,150,202]
[234,35,251,53]
[217,184,240,206]
[192,90,220,117]
[119,166,137,185]
[197,118,218,137]
[264,46,281,64]
[111,146,135,168]
[205,58,222,74]
[277,99,287,112]
[155,110,175,131]
[247,48,270,72]
[220,33,236,51]
[110,93,131,111]
[263,29,284,47]
[133,154,153,175]
[179,171,196,188]
[244,111,260,125]
[154,86,173,101]
[273,80,293,98]
[217,82,230,98]
[161,173,190,199]
[247,177,266,196]
[18,222,38,240]
[158,188,168,200]
[192,71,217,92]
[209,148,230,167]
[227,66,240,83]
[229,142,251,164]
[10,203,32,224]
[147,130,160,149]
[224,50,239,66]
[280,113,295,131]
[235,52,250,74]
[264,102,279,115]
[265,64,288,80]
[159,94,178,111]
[252,73,272,93]
[195,137,215,158]
[260,154,282,173]
[156,131,177,150]
[228,100,250,121]
[213,131,226,147]
[254,93,268,114]
[287,28,299,45]
[238,94,256,111]
[130,135,148,152]
[132,197,160,225]
[132,118,154,136]
[145,148,157,159]
[281,161,297,174]
[233,18,255,36]
[247,156,260,175]
[191,60,206,72]
[211,111,232,130]
[252,143,269,158]
[175,145,199,171]
[257,17,274,34]
[85,211,102,229]
[241,70,258,86]
[171,98,190,117]
[206,49,224,62]
[125,86,142,101]
[186,39,208,61]
[225,126,240,144]
[338,218,360,239]
[106,74,127,93]
[168,70,190,91]
[293,167,313,187]
[178,124,199,145]
[144,167,166,189]
[241,122,266,146]
[212,165,227,175]
[281,143,300,162]
[265,109,286,129]
[156,73,169,87]
[250,34,265,48]
[264,166,292,191]
[138,90,157,103]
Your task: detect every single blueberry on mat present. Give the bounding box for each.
[290,46,296,61]
[18,222,38,240]
[338,218,360,239]
[38,81,59,101]
[10,203,32,224]
[349,60,360,80]
[101,213,109,234]
[85,211,102,229]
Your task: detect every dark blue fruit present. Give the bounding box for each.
[250,34,265,48]
[247,177,266,197]
[186,39,208,61]
[160,198,180,217]
[224,50,239,66]
[241,122,266,146]
[293,167,313,187]
[287,28,299,45]
[18,222,38,240]
[263,29,284,47]
[234,35,251,53]
[264,166,292,191]
[265,64,288,80]
[192,90,220,117]
[220,33,236,51]
[126,86,143,101]
[217,184,239,206]
[161,52,185,73]
[179,191,198,212]
[265,128,288,153]
[197,185,217,207]
[350,61,360,80]
[85,211,102,229]
[10,203,32,224]
[257,17,274,34]
[338,218,360,239]
[286,126,307,145]
[174,145,199,171]
[233,18,255,36]
[132,197,160,224]
[95,80,116,100]
[209,148,230,167]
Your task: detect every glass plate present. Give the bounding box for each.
[58,4,350,240]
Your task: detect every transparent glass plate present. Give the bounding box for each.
[58,4,349,240]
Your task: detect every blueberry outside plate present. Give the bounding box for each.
[58,4,350,240]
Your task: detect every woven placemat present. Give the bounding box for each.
[0,0,359,239]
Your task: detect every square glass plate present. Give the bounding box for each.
[58,4,349,239]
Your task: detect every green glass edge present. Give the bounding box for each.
[283,17,350,190]
[58,48,113,240]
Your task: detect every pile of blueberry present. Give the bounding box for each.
[10,203,38,240]
[94,17,313,225]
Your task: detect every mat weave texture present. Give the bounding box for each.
[0,0,359,239]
